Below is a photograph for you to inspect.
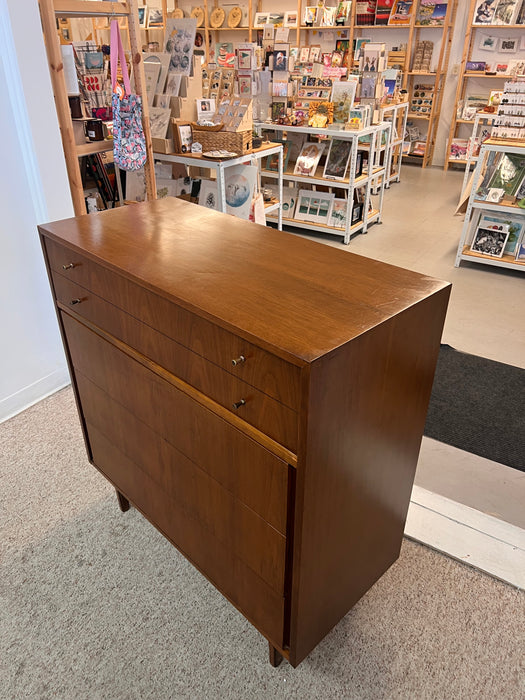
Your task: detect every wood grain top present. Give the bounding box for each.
[39,198,451,362]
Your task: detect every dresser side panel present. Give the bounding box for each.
[289,286,451,667]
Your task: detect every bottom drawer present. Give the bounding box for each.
[87,423,286,647]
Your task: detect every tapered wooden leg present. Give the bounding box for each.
[268,643,283,668]
[116,490,130,512]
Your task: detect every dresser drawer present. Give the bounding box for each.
[61,312,290,536]
[87,422,286,648]
[77,373,286,593]
[45,238,301,411]
[54,275,298,452]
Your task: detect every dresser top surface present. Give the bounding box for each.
[39,198,450,363]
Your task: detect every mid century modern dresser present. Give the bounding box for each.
[39,197,450,667]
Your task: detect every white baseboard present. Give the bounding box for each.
[406,485,525,590]
[0,369,71,423]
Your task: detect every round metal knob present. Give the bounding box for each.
[62,263,75,270]
[231,355,246,366]
[70,298,81,305]
[232,399,246,410]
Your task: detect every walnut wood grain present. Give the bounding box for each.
[39,197,451,668]
[44,237,302,410]
[52,274,298,452]
[39,198,449,363]
[87,423,286,647]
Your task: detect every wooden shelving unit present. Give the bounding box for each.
[445,0,525,171]
[38,0,157,215]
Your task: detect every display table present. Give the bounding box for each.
[39,197,450,667]
[154,142,283,229]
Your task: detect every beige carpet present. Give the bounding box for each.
[1,387,523,700]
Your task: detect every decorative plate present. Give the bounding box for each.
[190,7,205,26]
[170,8,184,19]
[202,150,238,159]
[227,6,242,27]
[210,7,225,27]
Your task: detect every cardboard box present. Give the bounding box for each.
[152,137,176,154]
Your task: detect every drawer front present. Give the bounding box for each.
[77,373,286,593]
[61,312,290,536]
[87,423,285,647]
[45,237,301,410]
[54,275,297,453]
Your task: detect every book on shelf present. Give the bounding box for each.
[430,2,448,24]
[487,152,525,197]
[356,0,377,24]
[388,0,413,24]
[375,0,394,24]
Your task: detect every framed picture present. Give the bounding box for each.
[295,189,335,224]
[138,6,148,28]
[478,34,496,51]
[172,120,193,153]
[284,11,298,28]
[197,98,216,120]
[294,141,326,176]
[499,38,518,53]
[303,6,318,25]
[147,8,164,28]
[254,12,269,27]
[470,226,509,258]
[465,61,486,72]
[323,139,353,181]
[473,0,497,24]
[265,140,291,172]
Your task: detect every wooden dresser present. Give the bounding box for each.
[39,198,450,668]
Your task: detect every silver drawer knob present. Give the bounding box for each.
[62,263,75,270]
[232,355,246,366]
[70,298,82,305]
[232,399,246,410]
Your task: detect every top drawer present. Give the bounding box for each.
[44,238,302,411]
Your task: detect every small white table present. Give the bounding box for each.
[153,143,284,230]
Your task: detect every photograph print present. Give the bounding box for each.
[470,225,509,258]
[323,139,353,180]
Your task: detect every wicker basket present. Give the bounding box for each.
[192,129,252,154]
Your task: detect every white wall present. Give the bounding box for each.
[0,0,73,422]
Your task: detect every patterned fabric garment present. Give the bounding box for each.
[112,92,147,171]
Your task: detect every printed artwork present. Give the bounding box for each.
[198,180,219,210]
[331,80,358,122]
[224,165,258,219]
[294,142,326,176]
[323,139,353,180]
[164,18,197,74]
[216,42,235,68]
[148,107,171,138]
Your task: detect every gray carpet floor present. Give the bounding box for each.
[1,387,523,700]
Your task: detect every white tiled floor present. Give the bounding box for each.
[284,164,525,535]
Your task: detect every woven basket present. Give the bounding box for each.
[192,129,252,154]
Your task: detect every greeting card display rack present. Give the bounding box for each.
[38,0,157,216]
[255,121,391,244]
[455,140,525,271]
[445,0,525,171]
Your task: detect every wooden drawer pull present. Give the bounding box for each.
[62,263,75,270]
[232,399,246,410]
[232,355,246,366]
[70,298,82,305]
